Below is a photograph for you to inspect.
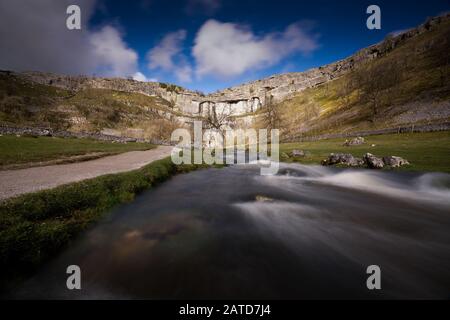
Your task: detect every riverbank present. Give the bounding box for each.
[0,146,173,200]
[0,157,211,292]
[0,135,155,169]
[281,131,450,173]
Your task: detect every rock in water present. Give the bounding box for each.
[290,149,307,157]
[383,156,410,168]
[255,195,274,202]
[343,136,365,146]
[281,152,290,159]
[323,153,364,167]
[363,153,384,169]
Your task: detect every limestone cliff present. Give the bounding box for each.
[2,13,449,141]
[17,14,449,119]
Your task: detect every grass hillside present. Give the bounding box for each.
[0,73,71,129]
[273,17,450,140]
[0,73,183,142]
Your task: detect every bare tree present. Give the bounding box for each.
[337,73,355,110]
[303,100,320,122]
[203,103,234,139]
[261,94,281,130]
[354,62,401,122]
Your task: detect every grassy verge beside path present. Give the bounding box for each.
[0,157,210,292]
[0,135,155,168]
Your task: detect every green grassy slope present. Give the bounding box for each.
[274,17,450,140]
[0,73,72,129]
[0,73,182,141]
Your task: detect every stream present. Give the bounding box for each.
[11,163,450,299]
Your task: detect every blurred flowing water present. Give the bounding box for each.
[11,164,450,299]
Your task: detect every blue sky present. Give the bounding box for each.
[1,0,449,93]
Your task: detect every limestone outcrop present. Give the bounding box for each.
[382,156,410,168]
[322,152,410,169]
[363,153,385,169]
[322,153,364,167]
[8,13,448,136]
[343,137,365,146]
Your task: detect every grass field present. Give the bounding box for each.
[273,18,450,138]
[0,135,155,167]
[280,131,450,173]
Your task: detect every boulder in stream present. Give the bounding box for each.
[322,153,364,167]
[363,153,384,169]
[255,195,274,202]
[383,156,410,168]
[290,149,308,158]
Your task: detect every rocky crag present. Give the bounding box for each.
[1,13,449,142]
[17,15,449,116]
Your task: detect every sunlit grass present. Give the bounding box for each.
[0,135,155,166]
[281,131,450,173]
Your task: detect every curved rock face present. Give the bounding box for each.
[198,98,261,117]
[17,66,338,119]
[16,14,449,122]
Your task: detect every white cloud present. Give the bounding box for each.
[132,72,157,83]
[147,30,193,83]
[147,30,186,70]
[90,26,138,77]
[174,64,193,83]
[132,72,148,82]
[192,19,319,78]
[0,0,142,78]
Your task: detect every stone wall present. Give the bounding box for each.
[0,125,143,143]
[286,122,450,142]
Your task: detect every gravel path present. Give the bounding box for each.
[0,146,173,201]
